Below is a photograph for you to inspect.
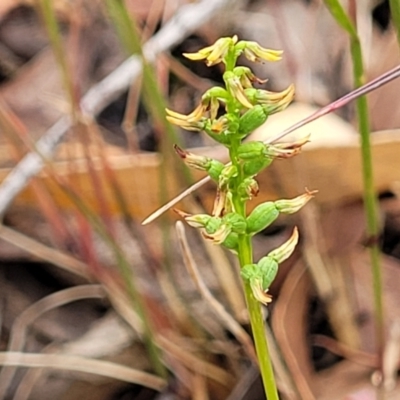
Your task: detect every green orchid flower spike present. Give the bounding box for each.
[167,36,316,400]
[241,227,299,304]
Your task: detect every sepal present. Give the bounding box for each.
[173,145,224,181]
[275,189,317,214]
[183,36,238,66]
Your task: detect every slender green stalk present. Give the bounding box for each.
[56,180,168,378]
[160,36,309,399]
[389,0,400,48]
[324,0,385,362]
[240,240,279,400]
[104,0,189,175]
[37,0,167,377]
[226,78,279,396]
[37,0,78,115]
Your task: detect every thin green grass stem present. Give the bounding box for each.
[37,0,78,115]
[105,0,190,179]
[58,182,168,378]
[38,0,166,374]
[389,0,400,48]
[324,0,385,367]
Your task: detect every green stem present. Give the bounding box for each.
[37,0,78,116]
[324,0,385,367]
[352,41,384,353]
[389,0,400,48]
[232,177,279,398]
[239,235,279,400]
[59,183,168,378]
[225,45,279,399]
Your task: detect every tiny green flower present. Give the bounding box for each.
[212,188,235,218]
[233,66,267,88]
[237,140,274,176]
[173,145,224,181]
[237,40,283,63]
[202,223,232,244]
[241,264,274,304]
[241,227,299,304]
[222,213,247,234]
[237,139,310,174]
[183,36,238,66]
[165,104,206,131]
[245,84,295,114]
[209,116,229,133]
[200,87,228,120]
[238,177,259,200]
[218,165,238,190]
[224,71,254,109]
[173,209,214,229]
[174,209,227,243]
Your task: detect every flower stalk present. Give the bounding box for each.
[168,36,314,399]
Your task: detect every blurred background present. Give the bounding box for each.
[1,0,400,399]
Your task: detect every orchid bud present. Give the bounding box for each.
[238,106,269,137]
[203,86,229,101]
[201,87,228,120]
[237,141,273,176]
[237,141,266,160]
[221,232,238,252]
[203,217,223,234]
[238,177,259,200]
[246,202,279,235]
[174,210,213,229]
[175,209,233,245]
[222,213,247,234]
[207,161,225,182]
[257,257,279,290]
[241,228,299,305]
[219,165,238,189]
[233,66,267,88]
[241,263,275,305]
[242,158,273,177]
[224,71,254,109]
[204,123,231,145]
[202,223,231,244]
